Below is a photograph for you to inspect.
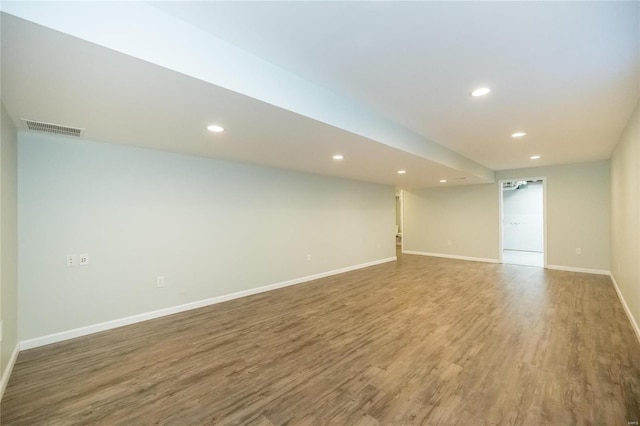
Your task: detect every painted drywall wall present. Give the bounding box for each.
[1,103,18,385]
[403,161,609,271]
[395,196,402,233]
[502,181,544,252]
[403,184,500,261]
[497,162,610,272]
[610,102,639,333]
[18,133,396,341]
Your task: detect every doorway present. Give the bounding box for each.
[395,190,403,252]
[499,178,546,267]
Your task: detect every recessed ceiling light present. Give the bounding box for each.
[397,170,406,174]
[332,154,344,160]
[512,132,527,138]
[440,179,447,183]
[207,125,224,132]
[471,87,491,97]
[530,155,541,160]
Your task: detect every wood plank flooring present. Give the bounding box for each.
[3,253,640,425]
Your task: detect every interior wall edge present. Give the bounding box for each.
[610,273,640,344]
[19,256,397,351]
[0,100,19,397]
[0,342,19,402]
[609,100,640,343]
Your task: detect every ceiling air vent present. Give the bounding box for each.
[21,119,84,137]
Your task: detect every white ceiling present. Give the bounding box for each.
[1,1,639,188]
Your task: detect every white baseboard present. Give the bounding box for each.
[610,273,640,344]
[20,256,397,350]
[546,264,610,275]
[0,342,20,401]
[402,250,499,264]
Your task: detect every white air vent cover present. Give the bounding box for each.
[21,119,84,137]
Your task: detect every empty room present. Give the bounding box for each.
[1,2,639,425]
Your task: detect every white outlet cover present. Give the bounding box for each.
[79,253,89,265]
[156,276,165,288]
[66,254,77,267]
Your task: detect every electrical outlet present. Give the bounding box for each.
[447,240,452,246]
[575,248,582,255]
[306,254,311,261]
[66,254,77,267]
[79,253,89,266]
[156,276,165,288]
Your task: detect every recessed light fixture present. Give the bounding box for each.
[512,132,527,138]
[440,179,447,183]
[530,155,541,160]
[471,87,491,97]
[207,125,224,133]
[332,154,344,160]
[397,170,407,174]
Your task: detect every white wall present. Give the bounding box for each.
[610,102,639,335]
[502,182,544,252]
[0,102,18,394]
[403,184,500,261]
[18,133,396,342]
[403,161,610,271]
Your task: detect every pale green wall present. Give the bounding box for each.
[497,161,610,271]
[0,102,18,386]
[403,184,500,261]
[18,133,396,341]
[610,102,640,331]
[404,161,610,271]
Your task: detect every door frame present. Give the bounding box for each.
[498,176,547,267]
[395,189,404,252]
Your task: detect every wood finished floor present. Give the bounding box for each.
[3,253,640,425]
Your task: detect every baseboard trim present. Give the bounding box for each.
[0,342,20,401]
[402,250,499,264]
[20,256,397,350]
[546,264,610,275]
[610,273,640,344]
